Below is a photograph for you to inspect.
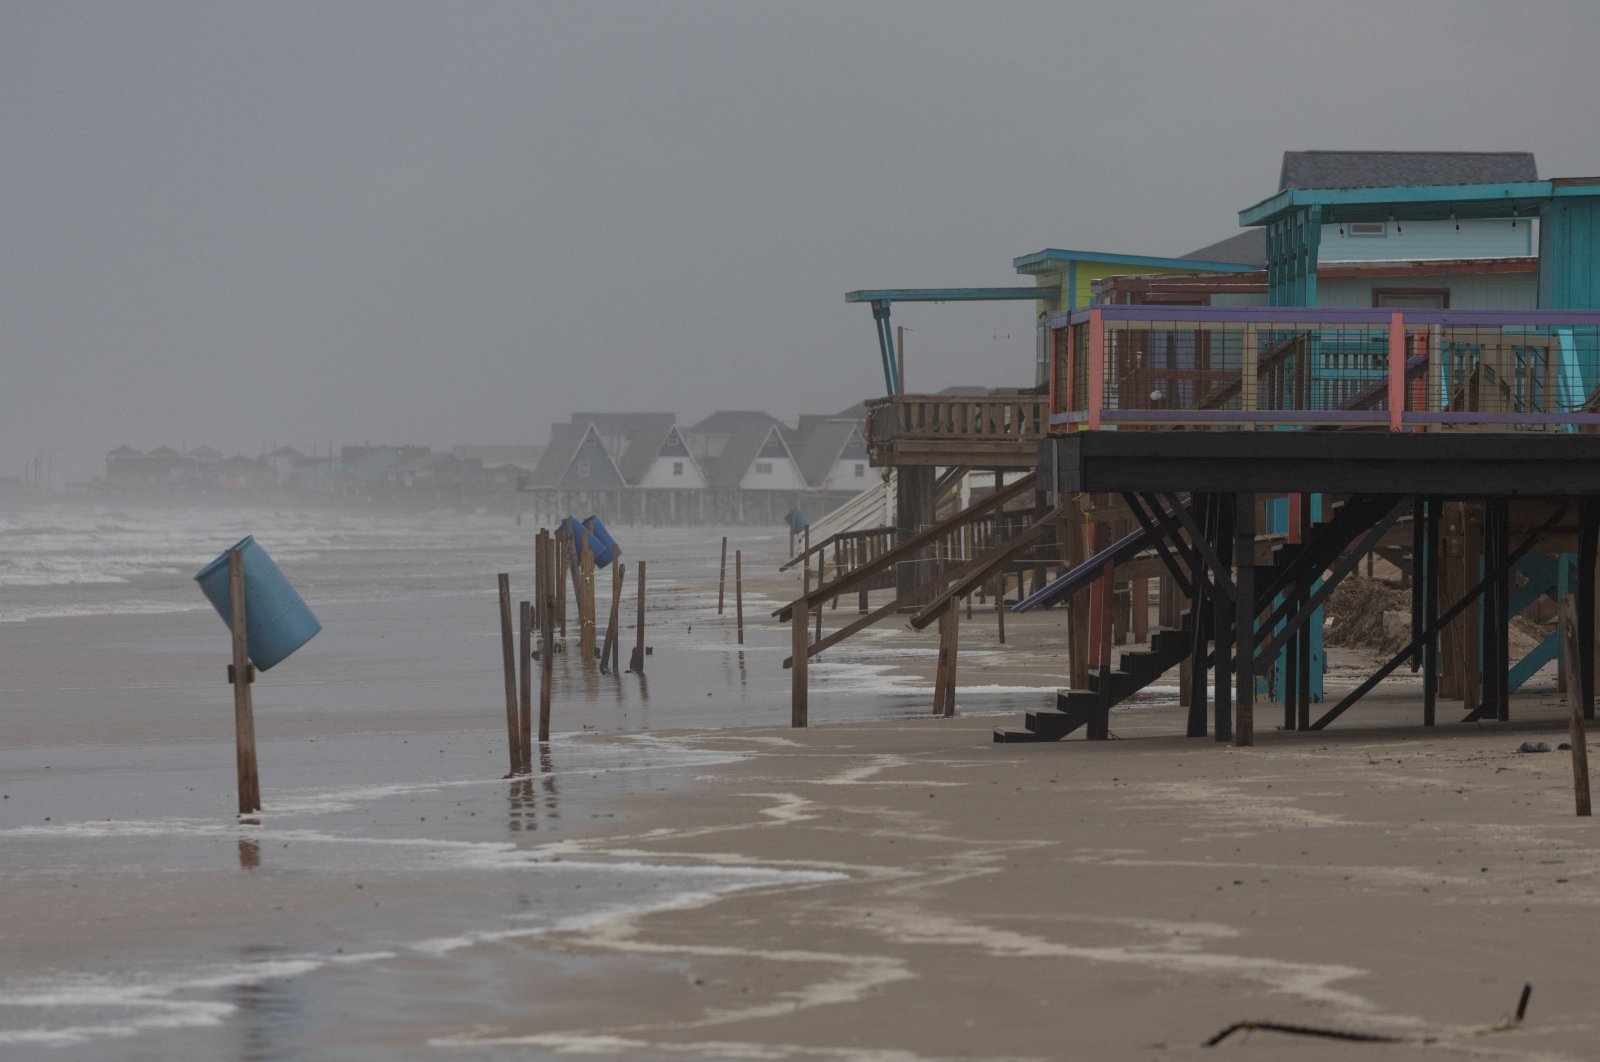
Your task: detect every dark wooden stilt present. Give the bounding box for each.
[1186,493,1209,738]
[1234,492,1255,748]
[1580,497,1597,724]
[1494,498,1511,721]
[1213,495,1234,744]
[1423,498,1440,726]
[1411,498,1425,672]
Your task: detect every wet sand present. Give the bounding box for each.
[4,513,1596,1058]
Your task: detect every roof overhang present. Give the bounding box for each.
[1012,248,1260,276]
[1239,178,1600,227]
[844,287,1053,303]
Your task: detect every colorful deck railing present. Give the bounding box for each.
[1047,307,1600,432]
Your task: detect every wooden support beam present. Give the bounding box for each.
[1212,495,1234,743]
[1580,498,1597,723]
[791,597,809,727]
[228,550,261,814]
[1424,499,1440,726]
[498,572,521,777]
[1234,493,1255,748]
[1313,503,1568,731]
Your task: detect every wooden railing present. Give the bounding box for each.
[1048,306,1600,433]
[866,394,1048,448]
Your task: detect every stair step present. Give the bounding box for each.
[1025,705,1090,740]
[993,727,1048,743]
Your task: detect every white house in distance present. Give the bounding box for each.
[704,422,807,492]
[796,418,871,492]
[623,423,708,489]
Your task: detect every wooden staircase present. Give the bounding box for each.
[998,619,1194,742]
[994,493,1404,743]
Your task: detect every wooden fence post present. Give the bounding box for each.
[579,546,597,666]
[630,560,647,673]
[518,600,532,773]
[717,536,728,614]
[792,595,809,727]
[735,549,745,645]
[228,550,261,814]
[602,559,624,674]
[497,573,521,775]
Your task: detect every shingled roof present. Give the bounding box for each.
[1279,151,1537,191]
[1181,229,1267,266]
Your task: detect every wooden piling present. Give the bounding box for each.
[1562,595,1592,816]
[995,572,1006,644]
[227,550,261,814]
[717,536,728,614]
[602,560,624,673]
[629,560,646,673]
[735,549,745,645]
[792,594,808,727]
[815,550,824,642]
[579,546,597,666]
[518,600,532,773]
[556,527,568,638]
[497,573,521,775]
[934,603,959,717]
[538,535,555,742]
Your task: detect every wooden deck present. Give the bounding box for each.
[865,394,1046,469]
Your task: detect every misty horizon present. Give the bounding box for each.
[5,1,1600,486]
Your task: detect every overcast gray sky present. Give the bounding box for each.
[4,0,1599,482]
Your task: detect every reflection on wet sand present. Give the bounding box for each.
[238,837,261,869]
[508,744,560,832]
[233,945,300,1062]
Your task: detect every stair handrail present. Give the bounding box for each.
[1013,495,1193,613]
[774,471,1037,621]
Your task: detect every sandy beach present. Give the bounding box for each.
[2,505,1596,1059]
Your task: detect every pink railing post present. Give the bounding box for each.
[1087,307,1105,431]
[1387,311,1406,432]
[1063,321,1077,427]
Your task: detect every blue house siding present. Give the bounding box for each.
[559,435,626,489]
[1318,218,1533,262]
[1539,198,1600,309]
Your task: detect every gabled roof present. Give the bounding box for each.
[1279,151,1537,191]
[571,412,677,441]
[618,421,677,484]
[684,410,789,436]
[530,423,625,487]
[147,446,184,459]
[796,420,863,486]
[107,444,140,457]
[1181,229,1267,267]
[529,423,585,487]
[269,446,307,460]
[708,424,794,489]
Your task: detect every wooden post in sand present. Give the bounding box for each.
[537,527,556,742]
[735,549,745,645]
[227,550,261,814]
[555,527,569,639]
[1562,596,1592,816]
[792,594,809,727]
[932,602,959,717]
[518,600,532,773]
[629,560,647,673]
[717,536,728,614]
[579,544,597,666]
[995,571,1006,644]
[814,550,824,642]
[601,559,624,674]
[498,573,521,775]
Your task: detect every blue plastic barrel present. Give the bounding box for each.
[581,515,616,568]
[193,536,321,671]
[563,514,617,568]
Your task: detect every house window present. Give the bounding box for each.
[576,460,591,478]
[673,461,684,476]
[755,461,773,474]
[854,463,865,477]
[1348,222,1386,237]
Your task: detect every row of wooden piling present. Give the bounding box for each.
[497,525,649,774]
